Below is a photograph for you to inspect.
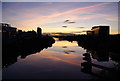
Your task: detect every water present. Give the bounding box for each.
[2,38,119,80]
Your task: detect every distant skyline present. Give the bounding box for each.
[2,2,118,34]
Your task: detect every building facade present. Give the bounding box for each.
[87,26,109,37]
[2,23,17,39]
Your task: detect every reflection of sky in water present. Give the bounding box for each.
[3,40,92,79]
[47,41,86,54]
[3,40,118,79]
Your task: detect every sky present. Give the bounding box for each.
[2,0,120,2]
[2,2,118,34]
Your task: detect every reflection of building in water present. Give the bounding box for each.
[81,52,120,80]
[87,49,109,61]
[3,54,18,68]
[37,27,42,36]
[87,26,109,37]
[2,23,17,39]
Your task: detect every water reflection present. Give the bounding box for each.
[3,37,55,68]
[3,39,89,80]
[3,38,120,80]
[81,53,120,80]
[78,41,120,80]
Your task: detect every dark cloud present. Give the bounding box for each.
[62,46,67,48]
[64,20,70,23]
[63,50,76,54]
[62,26,67,28]
[68,22,76,23]
[64,20,76,24]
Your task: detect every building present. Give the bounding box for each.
[2,23,17,33]
[2,23,17,39]
[92,26,109,36]
[18,31,36,39]
[37,27,42,36]
[87,31,94,36]
[87,26,109,37]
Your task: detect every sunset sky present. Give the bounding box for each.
[2,0,119,2]
[2,2,118,34]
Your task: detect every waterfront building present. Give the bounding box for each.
[87,26,109,37]
[20,31,36,39]
[2,23,17,39]
[87,31,94,36]
[37,27,42,36]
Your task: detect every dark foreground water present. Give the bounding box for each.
[2,38,119,80]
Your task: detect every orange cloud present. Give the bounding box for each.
[47,3,111,18]
[5,2,117,34]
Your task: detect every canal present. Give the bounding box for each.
[2,38,119,80]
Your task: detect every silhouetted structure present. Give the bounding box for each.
[19,31,36,39]
[87,26,109,37]
[86,31,94,36]
[37,27,42,36]
[81,53,120,80]
[87,49,109,61]
[2,23,55,68]
[3,37,55,68]
[2,23,17,39]
[18,30,22,33]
